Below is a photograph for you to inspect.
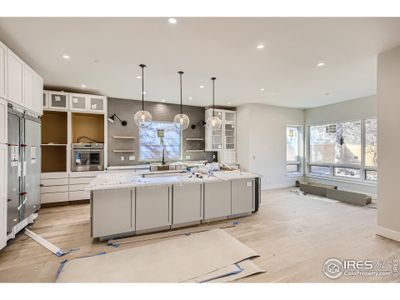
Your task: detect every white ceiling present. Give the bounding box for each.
[1,17,400,108]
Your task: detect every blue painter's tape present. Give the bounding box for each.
[55,259,68,280]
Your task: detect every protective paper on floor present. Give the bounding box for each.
[56,229,259,283]
[185,259,265,283]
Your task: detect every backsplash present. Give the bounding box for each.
[107,98,217,166]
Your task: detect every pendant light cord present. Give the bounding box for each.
[140,64,146,110]
[178,71,184,114]
[211,77,216,117]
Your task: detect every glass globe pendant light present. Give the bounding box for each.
[206,77,222,129]
[173,71,190,130]
[134,64,152,127]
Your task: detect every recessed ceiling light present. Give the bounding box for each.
[188,97,193,100]
[62,54,70,60]
[317,62,326,67]
[200,85,204,89]
[136,76,141,79]
[260,88,265,91]
[257,44,265,49]
[81,84,87,88]
[168,18,177,24]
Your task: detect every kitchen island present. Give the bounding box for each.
[87,171,261,239]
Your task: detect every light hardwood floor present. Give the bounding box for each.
[0,188,399,283]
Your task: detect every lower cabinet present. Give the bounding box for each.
[136,185,171,231]
[231,179,254,215]
[173,183,202,225]
[92,189,134,238]
[203,181,232,219]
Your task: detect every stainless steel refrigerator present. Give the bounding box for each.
[7,105,41,235]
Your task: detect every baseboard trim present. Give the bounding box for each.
[376,225,400,243]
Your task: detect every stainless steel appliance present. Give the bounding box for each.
[7,105,41,235]
[71,143,104,172]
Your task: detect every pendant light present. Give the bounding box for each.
[134,64,152,127]
[173,71,190,130]
[206,77,222,129]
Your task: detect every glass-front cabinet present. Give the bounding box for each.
[48,91,68,110]
[88,96,106,113]
[70,94,88,111]
[205,108,236,159]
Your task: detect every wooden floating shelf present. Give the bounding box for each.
[113,150,135,153]
[112,136,135,140]
[185,150,204,153]
[41,143,68,146]
[185,137,204,141]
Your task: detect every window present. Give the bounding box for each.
[365,119,377,168]
[139,121,181,161]
[287,126,302,174]
[307,119,377,182]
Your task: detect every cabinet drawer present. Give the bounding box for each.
[69,184,89,192]
[69,190,90,201]
[41,192,69,203]
[41,178,68,186]
[41,172,68,179]
[41,185,68,193]
[69,177,94,185]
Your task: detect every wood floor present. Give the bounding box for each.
[0,188,399,283]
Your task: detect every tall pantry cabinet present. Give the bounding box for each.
[0,40,43,250]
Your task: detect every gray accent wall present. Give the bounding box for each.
[107,98,217,167]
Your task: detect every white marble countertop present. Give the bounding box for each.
[87,171,260,191]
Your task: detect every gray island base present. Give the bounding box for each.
[88,171,261,240]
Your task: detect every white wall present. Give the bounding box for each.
[305,95,377,125]
[237,103,304,190]
[376,44,400,242]
[304,95,377,197]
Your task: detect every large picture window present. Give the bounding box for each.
[307,119,377,182]
[139,121,181,161]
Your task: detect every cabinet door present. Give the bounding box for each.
[7,49,24,106]
[92,189,134,238]
[205,109,223,151]
[23,64,34,111]
[224,123,236,151]
[0,42,6,99]
[203,181,231,219]
[231,179,254,215]
[173,183,202,225]
[0,144,7,250]
[88,96,106,113]
[136,185,171,231]
[224,110,236,123]
[48,92,68,110]
[0,98,7,144]
[70,94,88,111]
[32,73,43,115]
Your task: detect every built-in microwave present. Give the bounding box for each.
[71,143,104,172]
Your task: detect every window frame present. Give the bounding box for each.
[306,118,377,183]
[286,125,304,176]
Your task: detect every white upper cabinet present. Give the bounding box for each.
[0,98,7,144]
[23,64,34,111]
[46,91,106,114]
[48,91,68,111]
[32,72,43,115]
[70,93,88,111]
[205,108,236,152]
[88,95,106,113]
[0,42,6,99]
[6,49,24,106]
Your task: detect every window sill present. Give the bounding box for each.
[305,174,377,187]
[286,172,304,178]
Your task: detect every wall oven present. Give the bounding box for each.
[72,143,104,172]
